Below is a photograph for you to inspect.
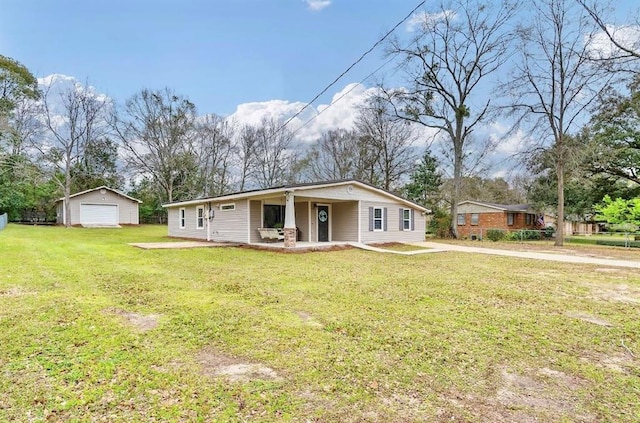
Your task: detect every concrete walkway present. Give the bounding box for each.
[410,241,640,269]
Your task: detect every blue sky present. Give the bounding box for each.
[1,0,422,116]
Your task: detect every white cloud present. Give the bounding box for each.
[588,25,640,59]
[305,0,331,12]
[228,82,379,143]
[406,10,455,32]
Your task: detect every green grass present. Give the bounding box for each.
[1,224,639,421]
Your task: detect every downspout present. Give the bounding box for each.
[206,202,211,242]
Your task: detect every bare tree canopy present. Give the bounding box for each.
[503,0,613,246]
[33,77,110,226]
[355,95,418,191]
[193,114,235,197]
[577,0,640,62]
[114,88,197,203]
[383,0,518,237]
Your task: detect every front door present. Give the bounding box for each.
[317,205,329,242]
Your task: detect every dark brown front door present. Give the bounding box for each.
[318,206,329,242]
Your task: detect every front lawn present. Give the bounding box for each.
[1,225,638,421]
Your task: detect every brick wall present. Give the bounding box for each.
[457,211,537,238]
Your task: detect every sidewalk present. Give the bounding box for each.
[411,242,640,269]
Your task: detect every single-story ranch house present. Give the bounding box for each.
[163,179,429,247]
[456,200,549,238]
[56,186,142,226]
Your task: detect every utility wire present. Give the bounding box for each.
[274,0,426,137]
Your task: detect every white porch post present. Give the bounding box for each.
[283,191,296,247]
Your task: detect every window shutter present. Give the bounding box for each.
[399,208,404,231]
[411,209,415,231]
[368,207,373,231]
[383,208,388,231]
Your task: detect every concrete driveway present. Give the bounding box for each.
[411,242,640,269]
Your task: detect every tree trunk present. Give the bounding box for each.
[555,160,565,246]
[64,166,72,228]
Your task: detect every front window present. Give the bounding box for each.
[507,213,515,226]
[373,207,383,231]
[403,209,411,230]
[471,213,479,226]
[196,206,204,229]
[457,213,466,225]
[179,208,186,229]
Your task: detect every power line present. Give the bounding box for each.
[274,0,426,137]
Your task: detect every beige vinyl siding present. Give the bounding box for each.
[249,200,262,243]
[294,201,310,242]
[332,201,358,241]
[360,201,425,244]
[299,184,390,203]
[168,204,208,240]
[61,190,139,225]
[458,203,506,213]
[210,199,249,243]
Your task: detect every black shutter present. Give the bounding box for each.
[383,208,388,231]
[411,209,415,231]
[368,207,373,231]
[399,208,404,231]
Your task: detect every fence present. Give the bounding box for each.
[0,213,7,231]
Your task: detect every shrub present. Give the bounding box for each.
[486,229,506,242]
[505,230,541,241]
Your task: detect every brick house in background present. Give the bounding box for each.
[456,201,546,239]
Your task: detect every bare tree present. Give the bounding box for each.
[236,124,258,191]
[503,0,613,246]
[34,77,109,227]
[355,96,418,191]
[577,0,640,61]
[383,0,517,237]
[251,117,298,189]
[193,114,235,196]
[306,129,360,181]
[113,88,197,203]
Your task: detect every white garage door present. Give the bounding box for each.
[80,204,118,225]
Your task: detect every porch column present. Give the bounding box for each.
[283,191,296,247]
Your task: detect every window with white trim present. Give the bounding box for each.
[507,213,515,226]
[402,209,411,230]
[220,203,235,211]
[373,207,383,231]
[457,213,466,225]
[179,208,186,229]
[471,213,479,226]
[196,206,204,229]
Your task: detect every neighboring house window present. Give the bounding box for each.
[526,214,535,225]
[220,203,235,211]
[507,213,515,226]
[179,208,186,229]
[368,207,387,231]
[471,213,479,226]
[196,206,204,229]
[457,213,466,225]
[401,208,411,230]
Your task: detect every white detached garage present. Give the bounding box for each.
[56,186,142,226]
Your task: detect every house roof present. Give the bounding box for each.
[457,200,533,212]
[163,179,429,212]
[56,186,142,203]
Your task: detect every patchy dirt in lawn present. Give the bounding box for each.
[196,348,282,383]
[441,367,593,422]
[296,311,324,328]
[580,350,636,374]
[566,311,614,327]
[108,308,161,332]
[584,282,640,304]
[0,286,36,297]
